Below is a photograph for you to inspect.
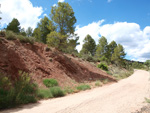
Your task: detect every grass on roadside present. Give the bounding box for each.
[50,87,65,97]
[145,97,150,103]
[43,78,58,88]
[95,80,103,87]
[76,84,91,91]
[63,87,74,94]
[37,89,53,99]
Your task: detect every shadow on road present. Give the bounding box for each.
[0,102,41,113]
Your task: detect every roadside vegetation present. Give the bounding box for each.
[0,71,38,110]
[0,1,150,110]
[76,84,91,91]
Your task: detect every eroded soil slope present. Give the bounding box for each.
[0,37,116,87]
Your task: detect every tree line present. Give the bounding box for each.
[80,34,126,66]
[4,2,126,67]
[3,1,149,69]
[5,2,79,54]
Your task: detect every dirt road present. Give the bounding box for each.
[1,70,150,113]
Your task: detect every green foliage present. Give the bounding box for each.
[97,63,108,71]
[43,78,58,88]
[26,27,33,37]
[50,87,65,97]
[108,40,117,60]
[0,30,6,37]
[33,28,41,42]
[111,44,126,66]
[51,2,76,35]
[47,31,67,50]
[80,34,96,56]
[76,84,91,91]
[6,30,17,40]
[13,71,38,104]
[145,97,150,103]
[5,31,35,44]
[0,71,38,110]
[132,61,144,69]
[113,72,133,80]
[18,35,35,44]
[144,60,150,70]
[63,87,74,94]
[6,18,20,33]
[95,80,103,87]
[33,16,54,43]
[81,53,97,62]
[102,79,109,84]
[66,34,80,54]
[96,36,109,62]
[37,89,53,99]
[108,65,133,80]
[47,2,78,53]
[20,28,26,36]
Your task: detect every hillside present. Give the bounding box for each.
[0,37,116,87]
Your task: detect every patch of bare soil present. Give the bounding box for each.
[0,37,116,87]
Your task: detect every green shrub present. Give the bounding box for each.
[95,80,102,87]
[18,35,35,44]
[64,87,74,94]
[76,84,91,91]
[106,71,112,75]
[97,63,108,71]
[145,98,150,103]
[6,31,17,40]
[81,54,97,62]
[43,78,58,87]
[102,79,109,84]
[0,30,6,37]
[13,71,38,104]
[37,89,53,99]
[0,71,38,110]
[5,31,35,44]
[50,87,65,97]
[0,73,15,109]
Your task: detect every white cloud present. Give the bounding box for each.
[107,0,112,3]
[53,0,65,7]
[58,0,65,2]
[75,21,150,62]
[0,0,43,29]
[53,4,57,7]
[75,20,104,51]
[43,14,48,17]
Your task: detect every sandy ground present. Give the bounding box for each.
[1,70,150,113]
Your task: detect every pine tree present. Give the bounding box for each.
[6,18,20,33]
[47,2,77,52]
[111,44,126,66]
[80,34,96,56]
[96,36,109,61]
[33,16,54,43]
[50,2,76,35]
[20,28,26,36]
[47,31,67,50]
[67,34,80,54]
[108,40,117,56]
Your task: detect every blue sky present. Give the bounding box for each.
[29,0,150,29]
[1,0,150,61]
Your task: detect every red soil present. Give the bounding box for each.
[0,37,116,87]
